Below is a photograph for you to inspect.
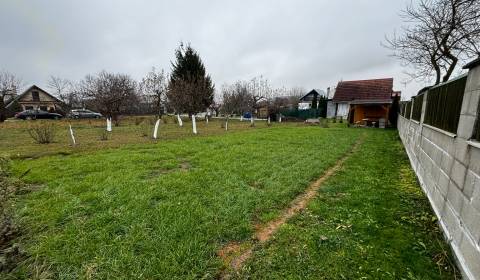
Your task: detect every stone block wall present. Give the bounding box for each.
[398,59,480,280]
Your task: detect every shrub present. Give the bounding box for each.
[27,122,56,144]
[99,129,110,141]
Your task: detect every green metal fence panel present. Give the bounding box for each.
[399,102,405,117]
[405,101,412,119]
[424,75,467,134]
[281,108,324,120]
[412,95,424,121]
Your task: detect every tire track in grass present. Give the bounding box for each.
[218,134,365,279]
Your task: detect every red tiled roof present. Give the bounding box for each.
[332,78,394,102]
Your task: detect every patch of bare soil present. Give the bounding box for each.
[217,137,364,279]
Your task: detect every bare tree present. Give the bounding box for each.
[0,71,21,122]
[221,82,253,114]
[140,67,167,118]
[385,0,480,85]
[80,71,138,125]
[47,76,80,110]
[47,76,71,99]
[248,76,273,114]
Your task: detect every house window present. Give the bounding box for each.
[32,91,40,101]
[25,106,34,110]
[40,106,48,111]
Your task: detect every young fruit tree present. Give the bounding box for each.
[221,81,253,130]
[80,71,138,126]
[385,0,480,84]
[247,76,273,126]
[0,71,21,122]
[140,67,167,118]
[167,43,215,134]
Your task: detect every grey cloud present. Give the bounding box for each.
[1,0,433,98]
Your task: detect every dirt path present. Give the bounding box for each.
[218,136,364,279]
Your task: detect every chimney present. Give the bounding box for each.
[326,87,331,99]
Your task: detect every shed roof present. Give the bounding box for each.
[332,78,394,102]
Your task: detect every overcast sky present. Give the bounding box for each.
[1,0,466,99]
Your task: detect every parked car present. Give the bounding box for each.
[243,112,252,119]
[15,109,63,120]
[68,109,103,119]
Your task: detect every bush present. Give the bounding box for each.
[27,122,56,144]
[99,129,110,141]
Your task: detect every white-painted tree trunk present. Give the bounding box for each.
[240,115,243,122]
[250,116,254,126]
[153,119,160,139]
[268,116,271,125]
[225,118,228,131]
[206,116,209,124]
[192,115,197,134]
[69,125,76,145]
[106,118,112,132]
[279,115,282,123]
[177,114,183,127]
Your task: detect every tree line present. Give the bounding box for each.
[0,43,305,123]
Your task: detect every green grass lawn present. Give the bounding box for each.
[0,116,308,159]
[2,126,458,279]
[237,130,459,279]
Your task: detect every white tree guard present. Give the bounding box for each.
[153,119,160,139]
[177,114,183,127]
[279,115,282,123]
[69,125,76,145]
[225,120,228,131]
[240,115,243,122]
[106,118,112,132]
[268,117,271,125]
[192,115,197,134]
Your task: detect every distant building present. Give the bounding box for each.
[326,87,336,118]
[298,89,326,110]
[6,85,63,112]
[332,78,400,126]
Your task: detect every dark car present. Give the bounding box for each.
[243,112,252,119]
[68,109,103,119]
[15,109,63,120]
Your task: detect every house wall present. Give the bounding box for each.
[326,101,336,118]
[335,103,349,118]
[19,88,60,111]
[397,62,480,280]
